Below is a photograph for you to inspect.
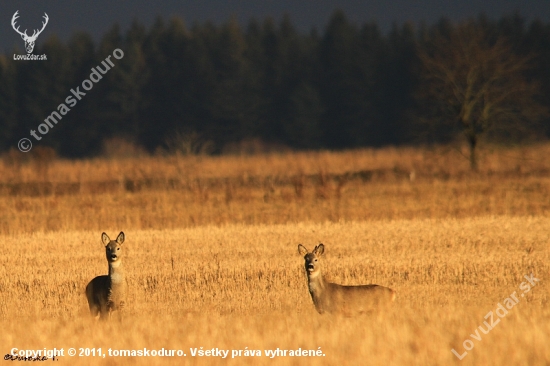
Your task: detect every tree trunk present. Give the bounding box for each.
[468,134,477,171]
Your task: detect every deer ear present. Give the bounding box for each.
[20,34,26,40]
[298,244,308,256]
[101,232,110,245]
[116,232,125,244]
[313,243,325,256]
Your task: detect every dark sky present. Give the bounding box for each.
[2,0,550,53]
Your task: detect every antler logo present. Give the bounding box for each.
[11,10,49,54]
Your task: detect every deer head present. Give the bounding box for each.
[11,11,49,54]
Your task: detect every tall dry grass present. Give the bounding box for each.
[1,144,550,234]
[0,145,549,365]
[3,143,550,184]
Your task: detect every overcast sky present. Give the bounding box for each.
[2,0,550,53]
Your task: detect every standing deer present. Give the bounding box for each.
[86,232,127,321]
[298,244,395,315]
[11,11,49,54]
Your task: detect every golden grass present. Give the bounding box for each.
[1,143,550,235]
[1,172,550,234]
[3,143,550,184]
[0,145,549,365]
[0,220,548,365]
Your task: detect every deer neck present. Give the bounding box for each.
[108,260,124,284]
[307,269,326,297]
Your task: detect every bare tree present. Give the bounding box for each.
[416,20,547,170]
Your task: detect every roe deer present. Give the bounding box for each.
[85,232,127,321]
[298,244,395,315]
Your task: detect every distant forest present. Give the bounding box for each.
[1,10,549,157]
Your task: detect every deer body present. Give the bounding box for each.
[298,244,395,315]
[85,232,127,321]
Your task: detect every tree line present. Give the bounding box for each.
[1,10,548,159]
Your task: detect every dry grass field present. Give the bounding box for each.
[0,144,549,365]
